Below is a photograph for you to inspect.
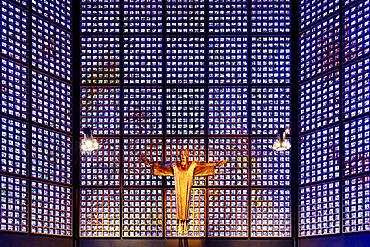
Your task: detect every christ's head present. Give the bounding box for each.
[180,148,189,168]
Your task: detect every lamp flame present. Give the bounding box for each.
[81,127,99,153]
[272,128,291,151]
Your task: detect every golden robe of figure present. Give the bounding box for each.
[140,148,227,234]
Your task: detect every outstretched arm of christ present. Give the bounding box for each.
[139,155,174,176]
[194,160,227,176]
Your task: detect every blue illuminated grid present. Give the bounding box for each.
[251,1,291,33]
[299,0,339,30]
[299,70,340,133]
[299,126,340,185]
[208,189,248,237]
[31,0,71,30]
[343,57,370,119]
[0,116,28,176]
[0,174,28,232]
[251,36,291,84]
[343,0,370,64]
[0,0,28,63]
[80,36,120,85]
[122,37,162,85]
[300,15,340,81]
[343,116,370,176]
[31,71,72,132]
[1,58,28,120]
[299,181,340,236]
[208,36,248,84]
[343,175,370,233]
[31,126,72,184]
[80,0,120,33]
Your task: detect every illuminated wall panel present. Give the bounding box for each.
[208,36,248,84]
[299,70,340,133]
[251,0,291,33]
[343,175,370,233]
[299,181,340,236]
[343,57,370,119]
[31,15,72,80]
[31,181,72,236]
[80,87,120,135]
[299,0,339,30]
[0,174,28,232]
[165,87,206,135]
[80,189,120,237]
[80,138,120,186]
[80,0,120,33]
[122,37,162,84]
[251,87,291,135]
[122,138,163,186]
[122,189,163,237]
[208,1,248,33]
[251,138,290,186]
[300,15,340,81]
[251,36,291,84]
[31,0,71,30]
[208,87,248,135]
[0,58,28,120]
[0,116,28,176]
[122,87,163,135]
[343,116,370,176]
[208,138,249,187]
[208,189,248,237]
[0,0,28,63]
[251,189,291,237]
[31,71,72,132]
[80,36,120,85]
[165,189,206,237]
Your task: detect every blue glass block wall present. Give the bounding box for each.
[299,0,370,237]
[0,0,73,236]
[79,0,292,238]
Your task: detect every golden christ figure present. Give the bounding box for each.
[140,148,227,235]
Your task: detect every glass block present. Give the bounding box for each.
[122,87,163,135]
[31,126,72,184]
[343,175,370,233]
[299,181,340,236]
[165,189,206,237]
[80,0,120,33]
[80,87,120,135]
[251,36,291,84]
[80,188,120,237]
[122,0,162,33]
[0,116,28,176]
[32,0,71,30]
[299,70,340,133]
[251,189,291,237]
[122,138,163,186]
[166,37,205,84]
[299,0,339,30]
[208,138,249,187]
[208,189,248,237]
[251,87,291,135]
[122,36,162,84]
[251,1,291,33]
[31,15,72,81]
[80,36,120,84]
[343,116,370,176]
[80,138,120,186]
[208,87,248,135]
[209,0,248,33]
[122,189,163,237]
[343,57,370,119]
[1,58,28,120]
[209,36,248,84]
[251,138,290,186]
[165,87,206,135]
[300,15,340,81]
[0,0,28,63]
[299,125,340,185]
[0,174,28,232]
[31,70,72,132]
[31,181,72,236]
